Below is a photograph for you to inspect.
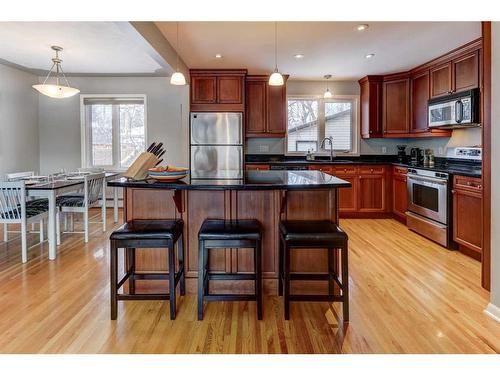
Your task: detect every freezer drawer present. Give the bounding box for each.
[190,145,243,179]
[190,112,243,145]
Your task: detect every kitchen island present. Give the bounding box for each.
[108,170,350,294]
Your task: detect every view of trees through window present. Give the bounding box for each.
[287,98,355,153]
[87,100,145,169]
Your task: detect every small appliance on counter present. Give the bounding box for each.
[410,147,423,165]
[423,149,435,167]
[397,145,407,163]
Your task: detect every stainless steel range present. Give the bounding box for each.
[406,168,452,247]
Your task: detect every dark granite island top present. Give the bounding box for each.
[108,170,351,190]
[112,170,349,296]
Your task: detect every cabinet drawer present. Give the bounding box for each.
[245,164,270,171]
[359,165,385,175]
[308,165,332,174]
[393,166,408,176]
[333,166,358,175]
[454,175,482,192]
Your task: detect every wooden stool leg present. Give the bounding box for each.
[255,240,263,320]
[278,237,283,297]
[110,240,118,320]
[328,248,335,299]
[127,247,136,295]
[178,234,186,296]
[168,241,176,320]
[197,239,205,320]
[284,243,291,320]
[341,241,349,322]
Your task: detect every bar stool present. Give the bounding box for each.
[197,219,262,320]
[109,219,185,320]
[278,220,349,321]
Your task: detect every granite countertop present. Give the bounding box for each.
[246,155,482,178]
[108,170,352,190]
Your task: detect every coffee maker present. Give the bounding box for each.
[397,145,407,163]
[410,147,423,165]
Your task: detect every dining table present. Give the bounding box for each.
[26,172,120,260]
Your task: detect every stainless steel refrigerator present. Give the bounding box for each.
[190,112,244,180]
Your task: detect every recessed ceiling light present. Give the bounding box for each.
[365,53,375,59]
[294,54,305,59]
[357,24,369,31]
[215,54,223,59]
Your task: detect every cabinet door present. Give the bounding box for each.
[411,71,430,133]
[392,174,407,220]
[358,174,386,212]
[360,78,383,138]
[217,76,243,104]
[383,79,410,135]
[453,51,479,93]
[453,188,482,254]
[191,76,217,104]
[245,80,267,134]
[430,62,452,98]
[267,84,287,135]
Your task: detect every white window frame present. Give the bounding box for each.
[286,94,360,156]
[80,94,148,171]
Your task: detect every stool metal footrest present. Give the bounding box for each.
[204,294,257,301]
[117,294,170,301]
[208,273,256,281]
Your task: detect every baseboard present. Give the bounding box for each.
[484,302,500,323]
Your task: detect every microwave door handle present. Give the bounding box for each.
[455,100,463,123]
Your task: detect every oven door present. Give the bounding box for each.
[407,175,448,224]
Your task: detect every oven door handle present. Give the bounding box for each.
[407,174,447,185]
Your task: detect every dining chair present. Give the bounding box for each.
[56,172,106,243]
[0,181,48,263]
[3,171,44,241]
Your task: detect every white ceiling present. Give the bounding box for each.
[0,22,168,75]
[156,22,481,81]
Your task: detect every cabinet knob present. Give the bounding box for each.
[452,189,455,194]
[467,181,471,186]
[478,185,482,189]
[370,168,374,173]
[344,168,347,172]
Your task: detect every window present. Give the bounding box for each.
[81,95,146,170]
[286,96,359,155]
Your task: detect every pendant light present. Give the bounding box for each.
[323,74,333,98]
[32,46,80,99]
[269,22,284,86]
[170,22,186,85]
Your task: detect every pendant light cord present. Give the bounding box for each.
[176,22,180,72]
[274,22,278,71]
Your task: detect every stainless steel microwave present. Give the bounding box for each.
[428,88,480,129]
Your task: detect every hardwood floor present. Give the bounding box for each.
[0,211,498,354]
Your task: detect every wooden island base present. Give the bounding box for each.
[124,188,341,295]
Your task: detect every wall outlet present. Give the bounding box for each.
[381,146,387,154]
[259,145,270,152]
[438,147,444,155]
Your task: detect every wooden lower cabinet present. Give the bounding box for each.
[452,175,482,259]
[392,166,408,222]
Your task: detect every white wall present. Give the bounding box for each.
[488,22,500,317]
[0,63,39,178]
[38,76,189,174]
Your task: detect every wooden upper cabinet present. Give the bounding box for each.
[190,69,246,111]
[359,76,383,139]
[191,76,217,104]
[245,80,267,134]
[267,84,287,135]
[430,62,452,98]
[453,51,479,93]
[245,75,288,137]
[383,77,410,135]
[217,76,243,104]
[411,70,430,133]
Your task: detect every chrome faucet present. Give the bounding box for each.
[320,136,336,161]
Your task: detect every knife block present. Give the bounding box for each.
[122,152,159,180]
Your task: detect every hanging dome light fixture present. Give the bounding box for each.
[170,22,186,86]
[269,22,284,86]
[32,46,80,99]
[323,74,333,98]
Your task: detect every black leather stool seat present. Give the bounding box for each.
[199,219,261,240]
[110,219,183,241]
[279,220,347,245]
